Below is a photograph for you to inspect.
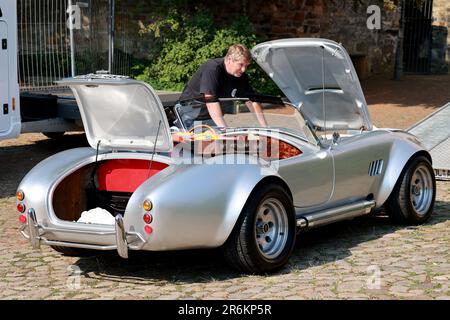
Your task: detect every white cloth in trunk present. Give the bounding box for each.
[77,208,115,225]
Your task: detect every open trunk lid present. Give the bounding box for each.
[59,75,173,152]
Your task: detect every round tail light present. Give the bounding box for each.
[143,200,153,212]
[19,215,27,224]
[143,214,153,224]
[144,225,153,234]
[17,203,26,213]
[16,190,24,201]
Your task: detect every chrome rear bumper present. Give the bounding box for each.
[22,210,144,259]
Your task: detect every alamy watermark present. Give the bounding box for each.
[66,265,82,290]
[367,5,381,30]
[67,3,383,32]
[366,265,382,290]
[66,2,89,30]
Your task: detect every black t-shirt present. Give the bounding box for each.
[179,58,254,101]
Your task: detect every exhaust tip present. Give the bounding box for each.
[296,217,308,229]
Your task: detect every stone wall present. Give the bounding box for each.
[79,0,449,76]
[206,0,401,78]
[431,26,448,74]
[321,0,401,77]
[112,0,402,77]
[432,0,449,70]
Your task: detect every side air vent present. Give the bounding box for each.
[368,159,384,176]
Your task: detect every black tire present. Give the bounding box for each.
[50,245,96,257]
[222,183,296,274]
[385,155,436,224]
[43,132,65,139]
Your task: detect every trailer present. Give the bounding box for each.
[408,102,450,180]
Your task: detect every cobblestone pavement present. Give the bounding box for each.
[1,75,450,300]
[0,133,448,300]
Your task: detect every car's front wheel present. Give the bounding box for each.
[385,155,436,224]
[222,183,296,274]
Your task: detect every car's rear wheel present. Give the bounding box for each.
[222,183,296,274]
[385,155,436,224]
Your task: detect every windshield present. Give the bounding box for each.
[174,97,316,144]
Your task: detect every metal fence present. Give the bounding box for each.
[18,0,132,91]
[403,0,434,73]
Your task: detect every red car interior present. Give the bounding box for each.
[96,159,169,193]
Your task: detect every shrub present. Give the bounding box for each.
[135,9,281,96]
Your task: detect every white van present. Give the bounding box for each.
[0,0,21,140]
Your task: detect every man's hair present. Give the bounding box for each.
[225,44,252,63]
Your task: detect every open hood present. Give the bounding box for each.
[59,76,172,152]
[252,38,372,131]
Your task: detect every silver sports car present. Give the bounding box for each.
[16,39,436,273]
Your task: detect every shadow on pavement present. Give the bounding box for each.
[71,203,448,284]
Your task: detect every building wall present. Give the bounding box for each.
[432,0,449,70]
[14,0,450,81]
[113,0,402,77]
[321,0,401,77]
[76,0,449,77]
[208,0,401,78]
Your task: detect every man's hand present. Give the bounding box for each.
[246,101,268,127]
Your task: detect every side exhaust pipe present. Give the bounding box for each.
[296,200,376,230]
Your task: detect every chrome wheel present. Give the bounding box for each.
[223,183,295,273]
[255,197,289,259]
[410,164,434,216]
[385,156,435,225]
